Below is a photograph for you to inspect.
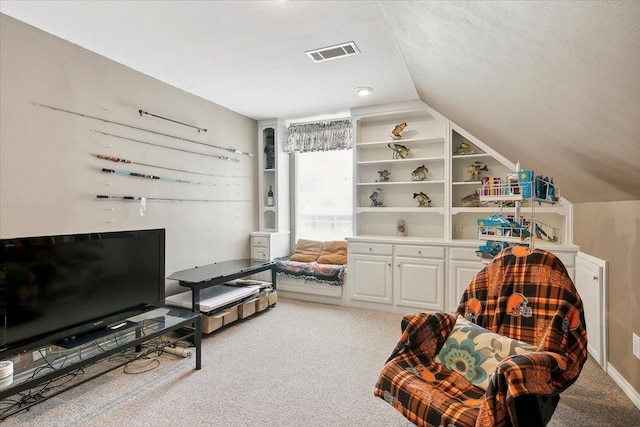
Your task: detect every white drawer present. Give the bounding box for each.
[395,245,444,259]
[349,242,393,256]
[251,247,269,261]
[449,247,482,261]
[252,236,268,247]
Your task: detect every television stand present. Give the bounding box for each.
[0,306,201,420]
[168,258,276,313]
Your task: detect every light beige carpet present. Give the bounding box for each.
[1,298,638,426]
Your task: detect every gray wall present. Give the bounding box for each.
[574,201,640,396]
[0,14,258,295]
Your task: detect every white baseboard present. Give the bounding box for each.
[607,362,640,410]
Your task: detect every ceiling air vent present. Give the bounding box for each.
[306,41,360,63]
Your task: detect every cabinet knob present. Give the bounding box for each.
[592,276,598,280]
[397,263,400,267]
[418,250,422,254]
[388,263,392,267]
[369,247,372,251]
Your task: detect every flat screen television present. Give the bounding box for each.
[0,228,165,355]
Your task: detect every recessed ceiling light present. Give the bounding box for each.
[356,87,373,96]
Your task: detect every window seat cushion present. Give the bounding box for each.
[275,259,346,286]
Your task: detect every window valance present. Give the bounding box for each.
[285,119,353,153]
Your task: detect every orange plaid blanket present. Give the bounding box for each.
[374,247,588,427]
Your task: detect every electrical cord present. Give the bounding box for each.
[0,333,194,418]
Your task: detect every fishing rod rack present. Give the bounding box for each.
[32,102,255,219]
[33,102,253,158]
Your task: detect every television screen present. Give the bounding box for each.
[0,229,165,353]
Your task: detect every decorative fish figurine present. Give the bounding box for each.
[411,165,428,181]
[387,143,410,159]
[467,161,488,181]
[454,142,476,155]
[390,122,407,139]
[461,191,480,207]
[370,188,384,207]
[413,192,431,207]
[376,170,391,182]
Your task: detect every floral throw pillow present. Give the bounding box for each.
[433,316,537,391]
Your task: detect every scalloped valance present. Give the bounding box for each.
[285,119,352,153]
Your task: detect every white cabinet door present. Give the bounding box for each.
[575,252,606,368]
[395,256,444,311]
[448,260,484,313]
[349,254,393,304]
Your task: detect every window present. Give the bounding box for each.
[294,150,353,241]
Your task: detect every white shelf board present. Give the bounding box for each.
[452,181,482,186]
[357,156,445,166]
[357,180,445,186]
[452,153,491,159]
[356,207,446,214]
[357,137,444,147]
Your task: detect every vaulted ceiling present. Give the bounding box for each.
[1,1,638,203]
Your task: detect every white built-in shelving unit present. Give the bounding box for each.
[345,100,576,314]
[256,119,290,233]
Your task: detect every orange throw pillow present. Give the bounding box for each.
[316,241,347,265]
[289,239,323,262]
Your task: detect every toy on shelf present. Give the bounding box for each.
[535,175,558,204]
[376,170,391,182]
[413,192,432,207]
[477,215,530,242]
[370,188,384,207]
[411,165,428,181]
[387,143,410,159]
[480,176,503,196]
[475,240,513,259]
[390,122,407,139]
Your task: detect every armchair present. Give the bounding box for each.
[374,246,588,427]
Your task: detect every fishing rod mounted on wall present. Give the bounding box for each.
[92,129,239,162]
[96,195,250,203]
[95,154,247,178]
[101,167,217,186]
[138,109,207,133]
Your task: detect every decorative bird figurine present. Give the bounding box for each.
[411,165,428,181]
[387,143,410,159]
[413,192,432,207]
[390,122,407,139]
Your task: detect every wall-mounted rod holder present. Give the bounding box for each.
[139,109,207,133]
[33,102,252,157]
